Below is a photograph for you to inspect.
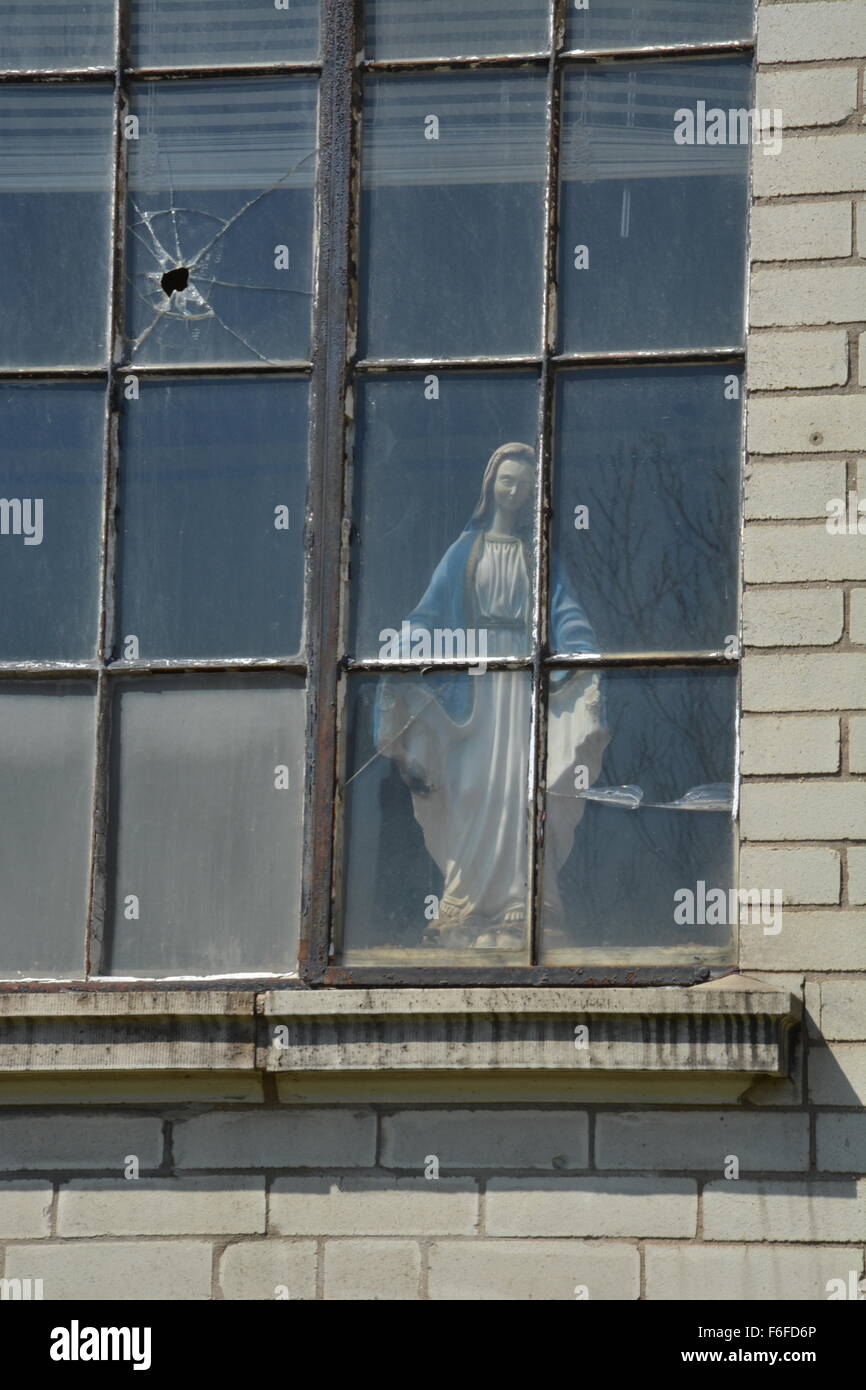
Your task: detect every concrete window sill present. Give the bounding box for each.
[0,977,800,1102]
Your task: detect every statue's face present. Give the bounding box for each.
[493,459,534,517]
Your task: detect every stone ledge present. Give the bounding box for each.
[0,979,800,1082]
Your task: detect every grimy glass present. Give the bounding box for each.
[0,0,753,985]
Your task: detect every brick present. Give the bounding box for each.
[758,4,866,63]
[743,588,844,646]
[595,1112,808,1172]
[750,201,852,262]
[219,1240,317,1301]
[821,979,866,1039]
[744,527,866,583]
[741,715,840,773]
[0,1115,162,1172]
[742,654,866,710]
[428,1240,639,1302]
[748,332,847,390]
[3,1240,213,1301]
[810,1044,866,1104]
[703,1179,866,1241]
[849,846,866,903]
[817,1115,866,1172]
[852,590,866,644]
[859,201,866,257]
[749,268,866,327]
[745,459,847,518]
[645,1243,863,1301]
[380,1109,588,1171]
[485,1177,696,1238]
[748,395,866,454]
[172,1108,376,1169]
[756,68,859,129]
[324,1240,421,1300]
[861,333,866,387]
[740,844,841,904]
[739,911,866,970]
[269,1176,478,1237]
[851,716,866,772]
[741,783,866,839]
[0,1181,52,1238]
[753,135,866,198]
[57,1176,265,1237]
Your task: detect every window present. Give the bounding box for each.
[0,0,754,985]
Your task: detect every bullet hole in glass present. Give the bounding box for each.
[161,266,190,297]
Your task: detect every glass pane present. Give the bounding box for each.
[350,372,540,661]
[0,383,104,661]
[566,0,755,51]
[117,377,308,660]
[366,0,549,59]
[360,72,547,359]
[0,682,95,978]
[0,0,115,69]
[340,670,532,962]
[125,78,317,364]
[106,676,304,975]
[542,666,736,965]
[132,0,319,66]
[550,365,741,655]
[0,85,113,367]
[559,58,751,352]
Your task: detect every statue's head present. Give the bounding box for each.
[470,441,536,535]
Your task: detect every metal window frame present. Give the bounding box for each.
[0,0,752,992]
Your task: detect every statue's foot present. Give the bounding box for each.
[494,929,524,950]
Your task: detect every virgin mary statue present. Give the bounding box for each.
[374,442,610,950]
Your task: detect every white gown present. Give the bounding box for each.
[375,534,609,934]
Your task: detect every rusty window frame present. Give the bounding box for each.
[0,0,752,992]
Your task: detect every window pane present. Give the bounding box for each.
[0,1,115,69]
[542,666,736,965]
[350,372,540,661]
[117,377,308,660]
[360,72,547,359]
[131,0,319,66]
[125,78,317,364]
[550,364,742,655]
[566,0,755,51]
[340,670,532,962]
[0,383,104,661]
[559,58,751,352]
[105,676,304,975]
[0,682,95,978]
[366,0,549,59]
[0,85,113,367]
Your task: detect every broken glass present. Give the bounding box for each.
[105,675,305,975]
[0,0,115,69]
[349,370,540,660]
[116,376,308,660]
[567,0,755,51]
[124,77,318,364]
[0,682,96,978]
[0,84,113,367]
[366,0,549,59]
[360,71,548,359]
[131,0,319,67]
[0,382,104,661]
[551,364,742,655]
[542,665,737,964]
[559,58,751,351]
[339,670,532,962]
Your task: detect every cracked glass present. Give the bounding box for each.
[0,383,104,661]
[124,77,318,364]
[131,0,319,67]
[542,665,737,965]
[0,682,96,979]
[105,675,305,976]
[0,84,114,367]
[550,364,742,656]
[116,376,309,661]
